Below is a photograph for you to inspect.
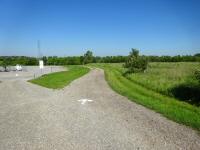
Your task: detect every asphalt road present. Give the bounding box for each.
[0,67,200,150]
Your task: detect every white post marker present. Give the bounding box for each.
[77,99,93,105]
[39,60,44,74]
[39,60,44,69]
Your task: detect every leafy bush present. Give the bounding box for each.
[124,49,148,74]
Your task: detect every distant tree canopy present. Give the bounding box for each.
[147,55,200,62]
[82,50,94,64]
[0,51,199,67]
[1,57,11,71]
[0,56,38,66]
[46,56,81,65]
[194,53,200,57]
[124,49,148,74]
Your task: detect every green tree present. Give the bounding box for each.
[82,50,94,64]
[0,61,3,70]
[129,48,139,58]
[1,57,11,71]
[124,49,148,74]
[195,70,200,83]
[42,56,48,65]
[194,53,200,57]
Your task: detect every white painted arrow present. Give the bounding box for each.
[77,99,93,105]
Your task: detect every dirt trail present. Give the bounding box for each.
[0,67,200,150]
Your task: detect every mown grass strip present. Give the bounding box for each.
[89,63,200,131]
[29,66,90,89]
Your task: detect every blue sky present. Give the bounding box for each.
[0,0,199,56]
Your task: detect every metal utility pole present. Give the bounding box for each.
[37,40,42,59]
[37,40,44,74]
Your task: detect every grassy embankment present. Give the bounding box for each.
[29,65,90,89]
[88,63,200,131]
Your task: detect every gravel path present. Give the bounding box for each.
[0,67,200,150]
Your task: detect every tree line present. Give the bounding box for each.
[147,54,200,62]
[0,51,200,67]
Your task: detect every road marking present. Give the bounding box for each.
[77,99,93,105]
[16,74,19,77]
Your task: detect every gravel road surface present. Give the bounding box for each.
[0,67,200,150]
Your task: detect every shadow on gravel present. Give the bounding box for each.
[170,83,200,106]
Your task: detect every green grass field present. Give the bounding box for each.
[126,62,200,97]
[88,63,200,131]
[29,66,90,89]
[105,62,200,104]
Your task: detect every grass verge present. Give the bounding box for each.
[29,66,90,89]
[89,63,200,131]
